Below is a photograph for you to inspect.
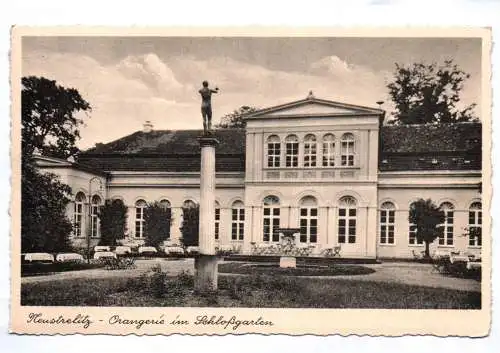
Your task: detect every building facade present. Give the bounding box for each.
[34,95,483,259]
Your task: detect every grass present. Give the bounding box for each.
[218,262,376,276]
[21,270,480,309]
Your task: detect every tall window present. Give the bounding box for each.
[299,196,318,243]
[135,199,147,238]
[468,202,482,247]
[231,200,245,241]
[341,133,355,166]
[73,192,86,237]
[160,199,172,239]
[439,202,454,246]
[90,195,101,238]
[303,134,317,167]
[263,196,280,242]
[267,135,281,168]
[322,134,335,167]
[214,201,220,240]
[285,135,299,167]
[409,202,424,245]
[338,196,357,243]
[380,202,395,244]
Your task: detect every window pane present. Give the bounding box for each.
[349,209,356,217]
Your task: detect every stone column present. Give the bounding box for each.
[195,136,219,291]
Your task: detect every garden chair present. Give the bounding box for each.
[122,257,136,269]
[412,250,425,260]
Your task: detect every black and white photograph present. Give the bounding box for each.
[10,27,491,335]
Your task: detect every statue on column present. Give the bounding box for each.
[199,80,219,134]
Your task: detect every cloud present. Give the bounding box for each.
[116,53,187,97]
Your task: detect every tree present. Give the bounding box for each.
[180,205,199,247]
[215,105,258,128]
[22,76,91,160]
[144,201,172,248]
[21,163,73,253]
[98,199,128,246]
[409,199,445,257]
[387,60,477,125]
[21,76,91,253]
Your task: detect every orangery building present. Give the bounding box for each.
[34,94,483,259]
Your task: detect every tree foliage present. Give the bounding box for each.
[21,163,73,253]
[21,76,91,253]
[22,76,91,160]
[215,105,258,128]
[387,60,477,125]
[180,205,199,247]
[409,198,445,257]
[144,202,172,248]
[98,199,128,246]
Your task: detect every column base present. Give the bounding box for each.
[194,254,218,292]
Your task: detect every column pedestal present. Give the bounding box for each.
[195,135,219,292]
[194,255,219,291]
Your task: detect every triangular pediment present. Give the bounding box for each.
[245,96,383,120]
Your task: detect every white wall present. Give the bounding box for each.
[377,171,482,258]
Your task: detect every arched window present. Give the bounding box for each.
[299,196,318,243]
[159,199,172,239]
[285,135,299,167]
[135,199,147,238]
[338,196,357,243]
[73,192,86,237]
[380,202,395,244]
[267,135,281,168]
[303,134,317,168]
[468,202,482,247]
[408,202,424,245]
[263,196,280,242]
[341,133,355,166]
[183,200,197,209]
[231,200,245,241]
[322,134,335,167]
[439,202,455,246]
[91,195,101,238]
[214,201,220,240]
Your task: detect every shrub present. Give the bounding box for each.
[180,205,199,247]
[144,201,172,248]
[98,199,128,246]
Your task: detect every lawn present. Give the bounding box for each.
[218,262,376,276]
[21,270,480,309]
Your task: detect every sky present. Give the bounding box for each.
[22,36,482,149]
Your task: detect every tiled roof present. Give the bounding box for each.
[85,129,245,155]
[78,123,481,173]
[379,123,481,171]
[380,123,481,153]
[79,129,245,173]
